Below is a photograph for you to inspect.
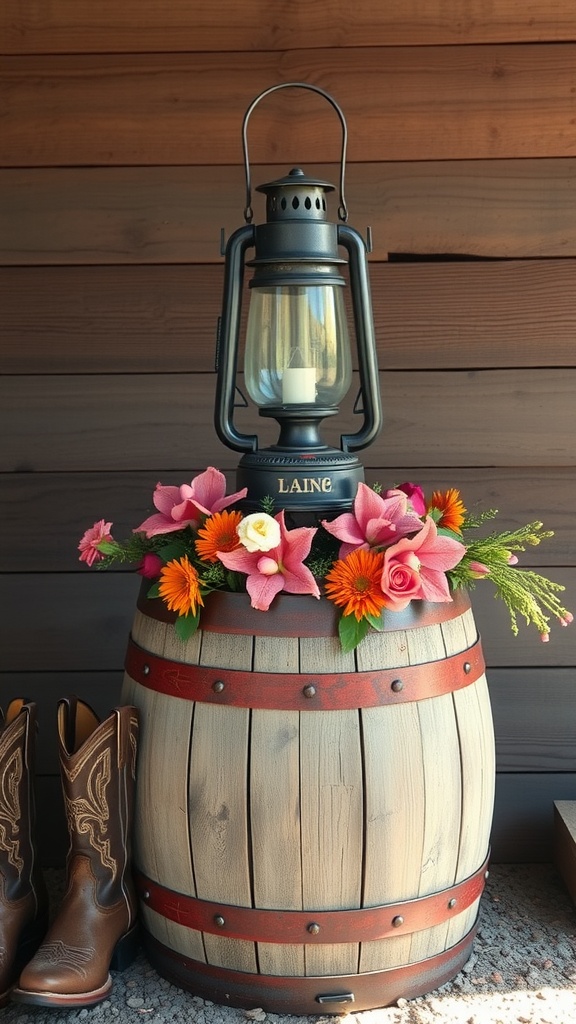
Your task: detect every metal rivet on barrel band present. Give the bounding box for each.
[463,662,471,674]
[392,915,404,928]
[303,685,316,698]
[391,679,403,693]
[142,891,150,901]
[485,870,490,880]
[212,680,225,693]
[214,915,225,928]
[307,923,320,935]
[448,898,457,909]
[143,664,150,676]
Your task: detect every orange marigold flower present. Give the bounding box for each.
[427,488,467,534]
[195,509,243,563]
[158,556,204,617]
[324,548,387,621]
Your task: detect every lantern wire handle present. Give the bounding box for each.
[242,82,348,224]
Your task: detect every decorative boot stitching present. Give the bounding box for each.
[0,746,24,874]
[27,940,96,980]
[129,727,138,779]
[63,721,115,783]
[63,746,116,876]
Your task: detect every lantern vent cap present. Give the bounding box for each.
[255,167,336,224]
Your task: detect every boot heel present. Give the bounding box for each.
[110,923,139,972]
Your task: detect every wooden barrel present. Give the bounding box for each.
[122,585,495,1015]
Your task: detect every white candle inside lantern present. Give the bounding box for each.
[281,367,316,404]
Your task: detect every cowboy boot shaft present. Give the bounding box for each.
[58,701,138,915]
[0,703,37,901]
[0,701,48,1004]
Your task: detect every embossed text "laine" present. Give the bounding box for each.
[278,477,332,494]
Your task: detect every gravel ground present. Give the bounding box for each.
[3,864,576,1024]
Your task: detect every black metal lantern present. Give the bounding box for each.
[215,83,382,511]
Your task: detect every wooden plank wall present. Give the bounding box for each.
[1,0,576,865]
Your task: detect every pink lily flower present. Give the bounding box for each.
[217,510,320,611]
[382,516,466,604]
[321,482,424,559]
[134,467,247,538]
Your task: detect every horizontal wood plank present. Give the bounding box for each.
[0,572,139,672]
[3,161,576,265]
[4,260,576,373]
[3,468,575,572]
[3,46,576,165]
[489,669,576,771]
[491,774,576,862]
[3,369,575,471]
[3,1,576,54]
[1,570,573,673]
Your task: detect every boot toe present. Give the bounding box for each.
[14,946,113,1008]
[15,939,110,1003]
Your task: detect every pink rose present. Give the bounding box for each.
[380,550,424,610]
[381,517,465,604]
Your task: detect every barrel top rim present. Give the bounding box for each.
[137,583,471,636]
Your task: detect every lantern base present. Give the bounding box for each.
[236,444,364,512]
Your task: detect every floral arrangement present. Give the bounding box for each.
[79,467,572,651]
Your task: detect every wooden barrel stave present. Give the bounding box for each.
[122,590,495,1007]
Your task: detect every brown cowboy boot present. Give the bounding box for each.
[13,698,139,1008]
[0,700,49,1007]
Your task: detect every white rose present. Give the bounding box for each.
[237,513,281,552]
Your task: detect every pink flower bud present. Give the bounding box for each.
[395,482,427,516]
[506,552,519,565]
[468,561,490,578]
[257,556,280,576]
[540,632,550,643]
[137,552,164,578]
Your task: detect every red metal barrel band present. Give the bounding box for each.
[124,634,484,710]
[136,852,489,944]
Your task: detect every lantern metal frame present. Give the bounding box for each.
[214,82,382,511]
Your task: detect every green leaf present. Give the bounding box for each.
[96,540,120,555]
[338,613,370,653]
[157,540,188,563]
[366,612,385,631]
[147,582,161,599]
[226,570,245,592]
[174,610,201,643]
[437,526,465,542]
